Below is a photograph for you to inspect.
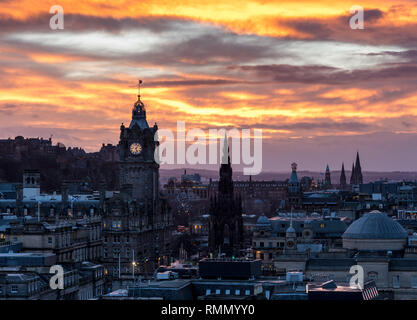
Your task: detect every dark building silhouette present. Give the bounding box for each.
[102,81,172,278]
[208,136,243,257]
[340,163,347,190]
[350,152,363,185]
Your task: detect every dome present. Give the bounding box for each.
[286,226,295,233]
[342,210,407,251]
[256,215,271,227]
[343,211,407,240]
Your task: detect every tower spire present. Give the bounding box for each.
[221,133,230,165]
[350,162,355,185]
[340,162,346,189]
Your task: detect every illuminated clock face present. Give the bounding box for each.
[130,143,142,155]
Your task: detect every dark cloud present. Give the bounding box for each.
[0,13,188,34]
[145,78,246,87]
[231,62,417,85]
[250,120,372,132]
[0,103,16,115]
[279,6,417,46]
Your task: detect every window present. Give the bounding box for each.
[11,286,18,294]
[225,289,230,295]
[260,242,264,247]
[205,289,211,295]
[235,289,240,295]
[368,272,378,282]
[215,289,220,295]
[112,220,122,229]
[320,223,325,228]
[48,237,52,244]
[265,290,270,300]
[393,275,400,288]
[412,276,417,289]
[245,290,250,295]
[113,248,120,258]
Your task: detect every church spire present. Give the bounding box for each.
[354,151,363,184]
[350,162,355,185]
[340,162,346,189]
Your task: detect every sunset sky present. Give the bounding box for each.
[0,0,416,172]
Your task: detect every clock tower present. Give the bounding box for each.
[118,80,159,203]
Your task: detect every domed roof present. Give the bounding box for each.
[286,226,295,233]
[256,215,271,227]
[343,210,407,240]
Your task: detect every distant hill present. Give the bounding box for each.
[159,168,417,185]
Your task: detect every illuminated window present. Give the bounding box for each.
[320,223,325,228]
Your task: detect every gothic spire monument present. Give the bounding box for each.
[209,135,243,257]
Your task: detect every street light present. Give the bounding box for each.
[132,249,136,280]
[132,261,137,280]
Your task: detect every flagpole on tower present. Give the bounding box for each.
[137,79,143,97]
